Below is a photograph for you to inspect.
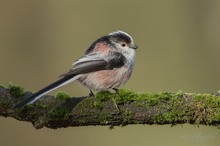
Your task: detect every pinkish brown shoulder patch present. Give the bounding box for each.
[93,43,111,55]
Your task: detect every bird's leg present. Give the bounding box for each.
[113,88,119,94]
[112,88,120,113]
[89,89,95,97]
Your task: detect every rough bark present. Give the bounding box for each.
[0,86,220,129]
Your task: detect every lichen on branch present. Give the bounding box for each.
[0,84,220,129]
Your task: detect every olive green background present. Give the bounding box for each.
[1,0,220,146]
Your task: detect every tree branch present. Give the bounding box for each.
[0,85,220,129]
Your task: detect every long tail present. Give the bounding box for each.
[14,75,80,108]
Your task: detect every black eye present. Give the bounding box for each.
[121,43,126,47]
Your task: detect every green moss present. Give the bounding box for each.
[121,109,133,126]
[78,98,94,109]
[72,98,98,118]
[153,112,177,124]
[95,91,113,101]
[0,100,10,108]
[21,104,35,111]
[95,89,174,106]
[153,113,164,124]
[144,94,160,107]
[39,104,49,109]
[93,90,139,109]
[5,85,218,126]
[114,89,137,104]
[56,92,70,99]
[8,83,25,98]
[98,113,108,123]
[92,100,103,108]
[92,91,114,109]
[111,90,181,108]
[93,90,220,125]
[96,89,143,105]
[157,92,173,100]
[49,107,71,120]
[213,113,220,122]
[162,112,176,123]
[76,118,87,125]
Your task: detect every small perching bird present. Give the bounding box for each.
[15,30,138,108]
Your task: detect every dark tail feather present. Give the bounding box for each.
[14,75,77,108]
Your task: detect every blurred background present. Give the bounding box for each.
[1,0,220,146]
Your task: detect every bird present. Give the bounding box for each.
[14,30,138,108]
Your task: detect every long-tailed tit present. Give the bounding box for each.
[15,30,138,108]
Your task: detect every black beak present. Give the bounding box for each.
[132,44,138,49]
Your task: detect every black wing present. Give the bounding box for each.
[61,52,126,77]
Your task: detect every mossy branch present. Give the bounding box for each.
[1,85,220,129]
